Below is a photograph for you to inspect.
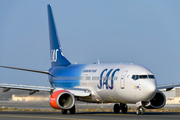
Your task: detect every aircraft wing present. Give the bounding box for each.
[0,66,50,75]
[0,83,91,97]
[0,66,91,97]
[157,83,180,92]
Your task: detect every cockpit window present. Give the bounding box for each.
[132,75,155,80]
[139,75,148,79]
[132,75,139,80]
[148,75,155,79]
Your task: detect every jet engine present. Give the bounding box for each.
[49,90,75,109]
[143,91,166,109]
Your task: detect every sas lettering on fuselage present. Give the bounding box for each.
[97,69,120,90]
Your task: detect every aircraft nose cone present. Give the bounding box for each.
[147,81,156,92]
[143,80,157,100]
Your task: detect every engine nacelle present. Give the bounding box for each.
[144,91,166,109]
[49,90,75,110]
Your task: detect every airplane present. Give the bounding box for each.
[0,4,180,115]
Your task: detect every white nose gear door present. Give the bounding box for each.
[121,70,128,89]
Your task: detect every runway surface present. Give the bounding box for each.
[0,111,180,120]
[0,101,180,120]
[0,101,180,110]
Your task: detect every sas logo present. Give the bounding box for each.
[97,69,120,90]
[51,49,59,62]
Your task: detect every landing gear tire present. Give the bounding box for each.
[140,108,144,115]
[114,104,120,113]
[121,104,128,114]
[136,107,144,115]
[62,110,67,114]
[69,105,76,114]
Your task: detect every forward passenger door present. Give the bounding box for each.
[120,70,128,89]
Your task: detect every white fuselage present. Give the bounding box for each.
[54,63,157,104]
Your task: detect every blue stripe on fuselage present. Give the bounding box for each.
[48,64,86,88]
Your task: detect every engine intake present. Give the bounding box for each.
[144,91,166,109]
[49,90,75,110]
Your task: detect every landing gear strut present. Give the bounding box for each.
[136,107,144,115]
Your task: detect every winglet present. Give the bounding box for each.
[47,4,71,67]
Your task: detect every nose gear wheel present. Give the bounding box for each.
[136,107,144,115]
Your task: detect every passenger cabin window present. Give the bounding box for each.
[132,75,155,80]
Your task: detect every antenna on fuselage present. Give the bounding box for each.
[97,60,100,65]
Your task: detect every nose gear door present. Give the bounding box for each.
[120,70,128,89]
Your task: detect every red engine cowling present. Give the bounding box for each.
[143,91,166,109]
[49,90,75,110]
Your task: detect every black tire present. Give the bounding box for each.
[136,108,141,115]
[140,107,144,115]
[136,107,144,115]
[62,110,67,114]
[114,104,120,113]
[69,106,76,114]
[121,104,128,114]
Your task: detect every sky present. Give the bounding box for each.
[0,0,180,86]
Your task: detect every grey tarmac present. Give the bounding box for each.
[0,111,179,120]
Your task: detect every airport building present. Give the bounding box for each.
[163,87,180,104]
[12,94,49,102]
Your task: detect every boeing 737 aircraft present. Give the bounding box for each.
[0,4,180,115]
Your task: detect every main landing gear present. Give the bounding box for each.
[62,110,67,114]
[62,105,76,114]
[113,103,128,114]
[114,104,120,113]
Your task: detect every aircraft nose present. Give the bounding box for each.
[143,80,157,100]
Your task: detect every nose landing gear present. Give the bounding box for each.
[136,101,145,115]
[136,106,144,115]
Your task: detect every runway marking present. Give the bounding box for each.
[0,115,96,120]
